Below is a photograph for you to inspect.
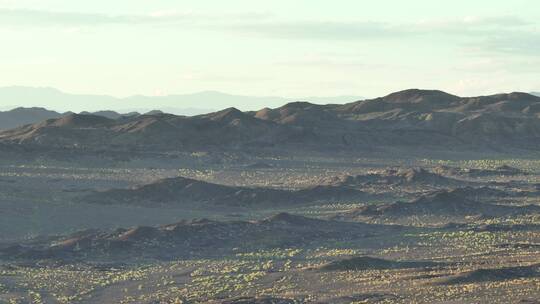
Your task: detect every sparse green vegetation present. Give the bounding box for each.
[1,156,540,303]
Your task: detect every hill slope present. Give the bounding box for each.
[1,213,401,260]
[80,176,369,207]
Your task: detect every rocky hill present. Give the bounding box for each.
[0,110,306,150]
[338,188,540,219]
[0,107,62,129]
[0,213,401,261]
[80,176,369,207]
[327,168,468,187]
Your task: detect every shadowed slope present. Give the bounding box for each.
[80,176,369,207]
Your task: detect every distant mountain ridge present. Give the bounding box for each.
[0,86,364,114]
[1,88,539,153]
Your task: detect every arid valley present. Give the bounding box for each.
[1,89,540,303]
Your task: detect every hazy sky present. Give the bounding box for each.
[0,0,539,100]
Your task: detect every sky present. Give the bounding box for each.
[0,0,539,105]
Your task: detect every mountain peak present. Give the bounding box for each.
[382,89,460,104]
[207,107,246,121]
[281,101,317,109]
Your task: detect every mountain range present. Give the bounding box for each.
[0,86,363,115]
[0,89,539,153]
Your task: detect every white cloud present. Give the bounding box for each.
[453,56,540,73]
[0,8,269,27]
